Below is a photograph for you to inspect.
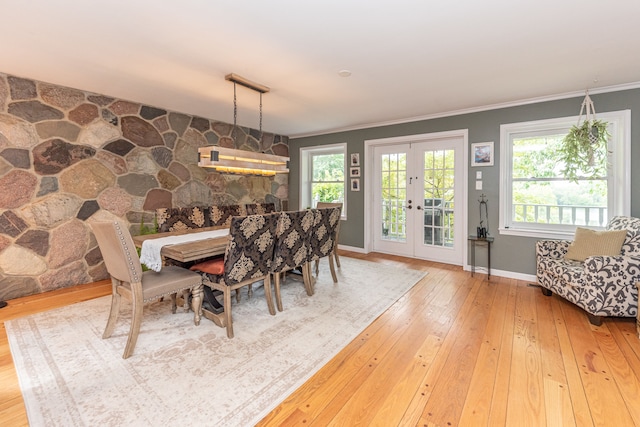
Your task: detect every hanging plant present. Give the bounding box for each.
[559,92,611,183]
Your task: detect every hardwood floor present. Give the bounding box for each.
[1,252,639,426]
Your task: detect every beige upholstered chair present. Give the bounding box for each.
[314,202,342,274]
[271,209,315,311]
[91,220,203,359]
[190,213,279,338]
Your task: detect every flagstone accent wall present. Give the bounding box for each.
[0,72,289,300]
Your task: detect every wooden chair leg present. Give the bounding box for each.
[334,251,341,268]
[274,273,283,312]
[587,314,603,326]
[303,262,315,295]
[224,287,234,338]
[328,254,338,283]
[103,279,121,339]
[170,293,178,314]
[182,289,190,312]
[315,259,320,275]
[263,276,276,316]
[123,283,144,359]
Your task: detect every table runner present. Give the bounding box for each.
[139,229,229,271]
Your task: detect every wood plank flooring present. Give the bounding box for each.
[1,251,639,426]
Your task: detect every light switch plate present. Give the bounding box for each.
[476,180,483,190]
[476,171,482,179]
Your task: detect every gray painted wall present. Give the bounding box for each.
[289,88,640,276]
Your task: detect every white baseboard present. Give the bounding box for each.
[337,244,367,254]
[464,265,537,282]
[337,245,538,282]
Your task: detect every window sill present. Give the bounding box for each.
[499,227,576,240]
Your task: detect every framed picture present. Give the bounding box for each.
[350,178,360,191]
[350,167,361,177]
[350,153,360,166]
[471,142,494,167]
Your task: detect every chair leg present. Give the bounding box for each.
[182,289,190,312]
[334,251,341,268]
[303,262,315,295]
[103,279,121,339]
[315,259,319,275]
[274,273,283,312]
[541,287,552,297]
[328,254,338,283]
[123,283,144,359]
[587,314,603,326]
[263,276,276,316]
[248,284,253,299]
[224,287,234,338]
[170,293,178,314]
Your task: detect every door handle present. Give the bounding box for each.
[407,205,412,209]
[416,206,422,210]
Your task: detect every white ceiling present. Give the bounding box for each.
[2,0,640,137]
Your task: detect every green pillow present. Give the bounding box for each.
[565,227,627,262]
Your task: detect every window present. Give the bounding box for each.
[499,110,630,239]
[300,143,346,217]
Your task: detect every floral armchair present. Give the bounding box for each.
[536,216,640,325]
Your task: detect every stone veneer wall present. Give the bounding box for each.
[0,72,289,300]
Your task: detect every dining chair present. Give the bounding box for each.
[245,202,276,215]
[306,206,342,293]
[314,202,343,274]
[271,209,315,311]
[189,213,279,338]
[209,204,247,227]
[155,206,210,232]
[90,220,203,359]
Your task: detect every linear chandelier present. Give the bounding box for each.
[198,146,289,176]
[198,73,289,176]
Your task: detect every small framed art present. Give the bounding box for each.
[350,167,361,177]
[351,178,360,191]
[350,153,360,166]
[471,142,494,167]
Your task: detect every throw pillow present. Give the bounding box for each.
[565,227,628,262]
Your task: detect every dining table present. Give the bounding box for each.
[132,226,230,327]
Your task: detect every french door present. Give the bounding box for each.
[372,135,465,265]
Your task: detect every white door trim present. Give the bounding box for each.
[364,129,469,266]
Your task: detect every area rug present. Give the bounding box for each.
[6,257,426,427]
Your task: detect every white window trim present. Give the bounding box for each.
[299,143,347,220]
[499,110,630,239]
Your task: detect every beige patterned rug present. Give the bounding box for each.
[7,257,426,427]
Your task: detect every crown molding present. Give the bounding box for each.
[291,81,640,139]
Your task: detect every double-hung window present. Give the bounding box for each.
[499,110,630,239]
[300,143,346,218]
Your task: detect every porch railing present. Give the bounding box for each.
[513,204,608,227]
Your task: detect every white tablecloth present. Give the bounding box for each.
[139,229,230,272]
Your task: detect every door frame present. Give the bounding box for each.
[364,129,469,266]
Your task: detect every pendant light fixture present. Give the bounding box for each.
[198,73,289,176]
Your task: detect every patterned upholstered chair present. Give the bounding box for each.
[245,202,276,215]
[314,202,343,274]
[90,220,202,358]
[536,216,640,325]
[209,204,247,227]
[305,207,342,293]
[271,209,315,311]
[155,206,210,232]
[189,213,279,338]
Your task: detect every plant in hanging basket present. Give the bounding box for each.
[559,119,610,183]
